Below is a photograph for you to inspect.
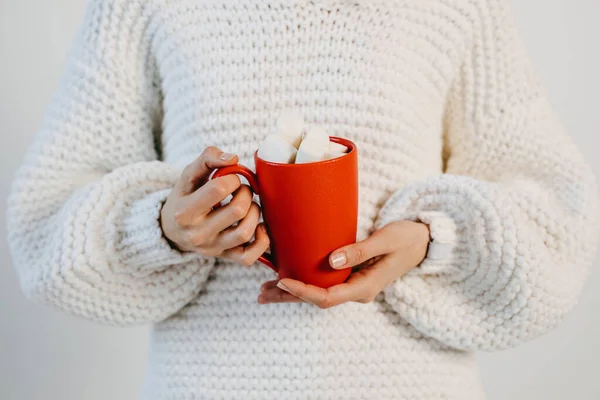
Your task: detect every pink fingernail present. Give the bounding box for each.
[277,281,290,293]
[330,251,347,269]
[220,153,236,161]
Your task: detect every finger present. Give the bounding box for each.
[186,174,244,218]
[221,222,270,266]
[177,147,239,195]
[214,200,260,248]
[343,260,391,300]
[260,280,279,292]
[329,226,398,270]
[238,223,270,266]
[206,184,254,229]
[258,288,304,304]
[340,255,412,304]
[373,251,417,284]
[276,278,368,309]
[178,180,247,228]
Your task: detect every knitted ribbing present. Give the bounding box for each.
[7,0,599,399]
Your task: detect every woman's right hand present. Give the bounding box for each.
[160,147,270,266]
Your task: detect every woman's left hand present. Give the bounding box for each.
[258,220,430,308]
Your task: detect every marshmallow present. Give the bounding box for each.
[295,127,330,164]
[258,134,298,164]
[325,141,349,160]
[277,110,305,148]
[296,143,327,164]
[328,141,348,154]
[325,152,346,160]
[303,126,330,146]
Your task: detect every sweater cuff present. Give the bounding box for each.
[414,211,457,274]
[110,189,199,274]
[376,204,459,275]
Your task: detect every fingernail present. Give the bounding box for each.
[330,251,348,269]
[277,281,290,293]
[220,153,236,161]
[257,295,267,304]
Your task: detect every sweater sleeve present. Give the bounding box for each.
[376,0,600,351]
[6,0,215,326]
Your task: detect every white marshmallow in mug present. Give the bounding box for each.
[258,134,298,164]
[296,127,330,164]
[326,152,346,160]
[277,110,305,149]
[325,141,349,160]
[328,141,348,154]
[303,126,330,146]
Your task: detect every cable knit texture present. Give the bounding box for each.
[7,0,599,399]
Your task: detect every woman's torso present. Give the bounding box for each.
[144,1,483,398]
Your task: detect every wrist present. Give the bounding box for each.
[414,221,431,266]
[159,200,182,252]
[416,211,456,263]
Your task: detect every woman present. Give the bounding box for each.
[7,0,599,398]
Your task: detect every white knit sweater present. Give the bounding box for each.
[7,0,600,399]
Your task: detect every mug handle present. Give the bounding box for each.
[210,165,278,273]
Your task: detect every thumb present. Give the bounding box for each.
[329,228,396,270]
[178,146,238,194]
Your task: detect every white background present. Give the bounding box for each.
[1,1,599,399]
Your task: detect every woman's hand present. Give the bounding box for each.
[161,147,270,266]
[258,221,430,308]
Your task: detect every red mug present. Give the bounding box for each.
[211,137,358,288]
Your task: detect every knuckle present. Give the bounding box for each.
[227,174,242,187]
[239,185,253,198]
[239,253,256,267]
[189,231,208,247]
[235,227,254,243]
[258,234,270,248]
[318,298,334,310]
[352,246,368,264]
[230,204,248,220]
[249,202,261,215]
[231,202,250,219]
[233,186,252,205]
[173,210,188,227]
[209,182,228,199]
